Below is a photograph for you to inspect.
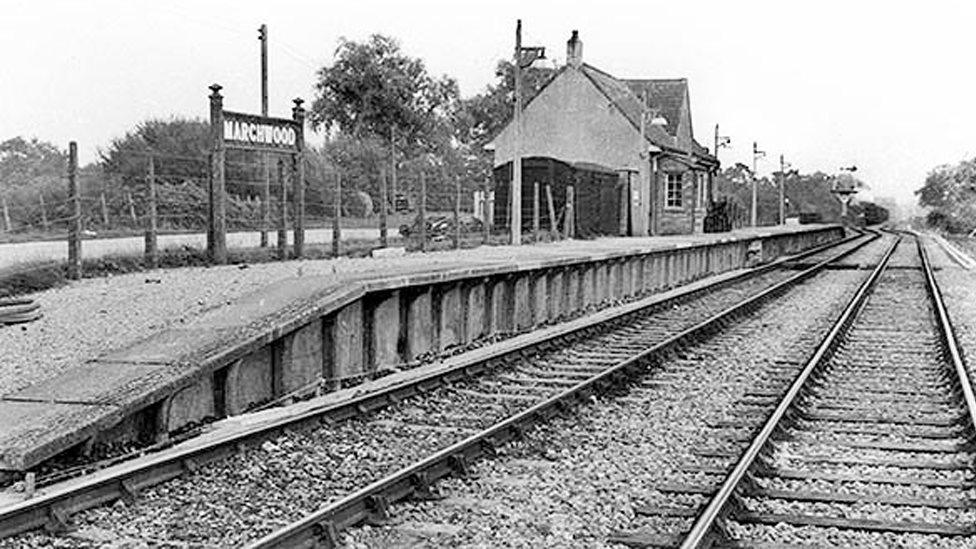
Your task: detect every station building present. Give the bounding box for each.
[490,31,719,236]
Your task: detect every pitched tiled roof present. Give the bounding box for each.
[624,79,687,140]
[579,64,677,152]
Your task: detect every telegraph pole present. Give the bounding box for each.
[511,19,523,245]
[779,154,786,225]
[259,24,271,247]
[751,141,765,227]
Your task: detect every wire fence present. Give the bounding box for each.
[2,143,585,277]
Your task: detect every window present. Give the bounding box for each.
[696,172,707,207]
[666,173,683,208]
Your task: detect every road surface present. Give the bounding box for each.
[0,228,383,270]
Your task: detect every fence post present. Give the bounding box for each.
[532,181,540,242]
[564,185,575,239]
[261,156,270,248]
[483,178,491,245]
[332,171,341,256]
[546,184,557,239]
[67,141,81,279]
[100,192,110,226]
[208,84,227,264]
[39,194,49,230]
[145,155,158,269]
[453,176,461,249]
[379,166,388,247]
[1,194,10,232]
[277,158,288,260]
[418,171,427,252]
[126,191,137,224]
[292,98,306,259]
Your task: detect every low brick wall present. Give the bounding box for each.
[0,225,844,471]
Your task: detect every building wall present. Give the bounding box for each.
[656,157,708,235]
[492,68,646,172]
[492,67,652,236]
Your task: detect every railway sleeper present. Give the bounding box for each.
[782,452,973,471]
[746,486,975,509]
[759,467,976,489]
[797,420,965,439]
[734,510,976,537]
[799,409,963,427]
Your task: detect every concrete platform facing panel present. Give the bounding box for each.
[581,266,596,307]
[532,274,548,326]
[369,291,401,371]
[329,301,365,384]
[462,281,486,343]
[405,289,433,360]
[165,375,215,432]
[437,284,462,351]
[513,275,533,330]
[489,277,512,335]
[565,268,581,314]
[277,319,324,395]
[223,346,274,416]
[547,269,564,321]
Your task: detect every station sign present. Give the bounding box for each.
[222,110,302,152]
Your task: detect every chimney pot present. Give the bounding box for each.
[567,30,583,68]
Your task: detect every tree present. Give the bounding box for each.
[916,159,976,233]
[457,60,556,150]
[98,117,210,187]
[0,137,66,192]
[310,34,460,156]
[0,137,68,231]
[713,163,867,225]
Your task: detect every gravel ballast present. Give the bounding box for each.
[0,252,846,548]
[336,269,867,548]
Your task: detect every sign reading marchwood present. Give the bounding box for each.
[222,110,302,152]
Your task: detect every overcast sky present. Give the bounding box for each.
[3,0,974,206]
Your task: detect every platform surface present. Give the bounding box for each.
[0,224,838,472]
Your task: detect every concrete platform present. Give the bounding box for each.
[0,224,843,472]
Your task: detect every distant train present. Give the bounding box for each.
[797,201,889,226]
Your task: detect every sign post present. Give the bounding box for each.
[209,84,304,263]
[291,98,306,258]
[208,84,227,264]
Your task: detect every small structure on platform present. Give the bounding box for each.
[489,30,719,237]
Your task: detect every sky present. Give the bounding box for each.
[3,0,975,207]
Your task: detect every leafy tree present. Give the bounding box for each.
[713,163,867,225]
[457,60,556,149]
[0,136,66,189]
[916,158,976,233]
[0,137,68,231]
[310,34,460,155]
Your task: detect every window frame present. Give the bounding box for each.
[696,172,707,209]
[665,172,684,209]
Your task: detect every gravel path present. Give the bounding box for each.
[335,269,867,548]
[0,227,835,397]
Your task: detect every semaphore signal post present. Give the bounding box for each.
[207,84,305,264]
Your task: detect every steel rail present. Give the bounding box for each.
[0,231,869,541]
[678,232,901,549]
[246,232,879,549]
[917,237,976,439]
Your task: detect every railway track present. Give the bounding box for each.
[652,233,976,548]
[0,231,878,547]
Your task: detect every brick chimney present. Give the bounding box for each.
[567,30,583,68]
